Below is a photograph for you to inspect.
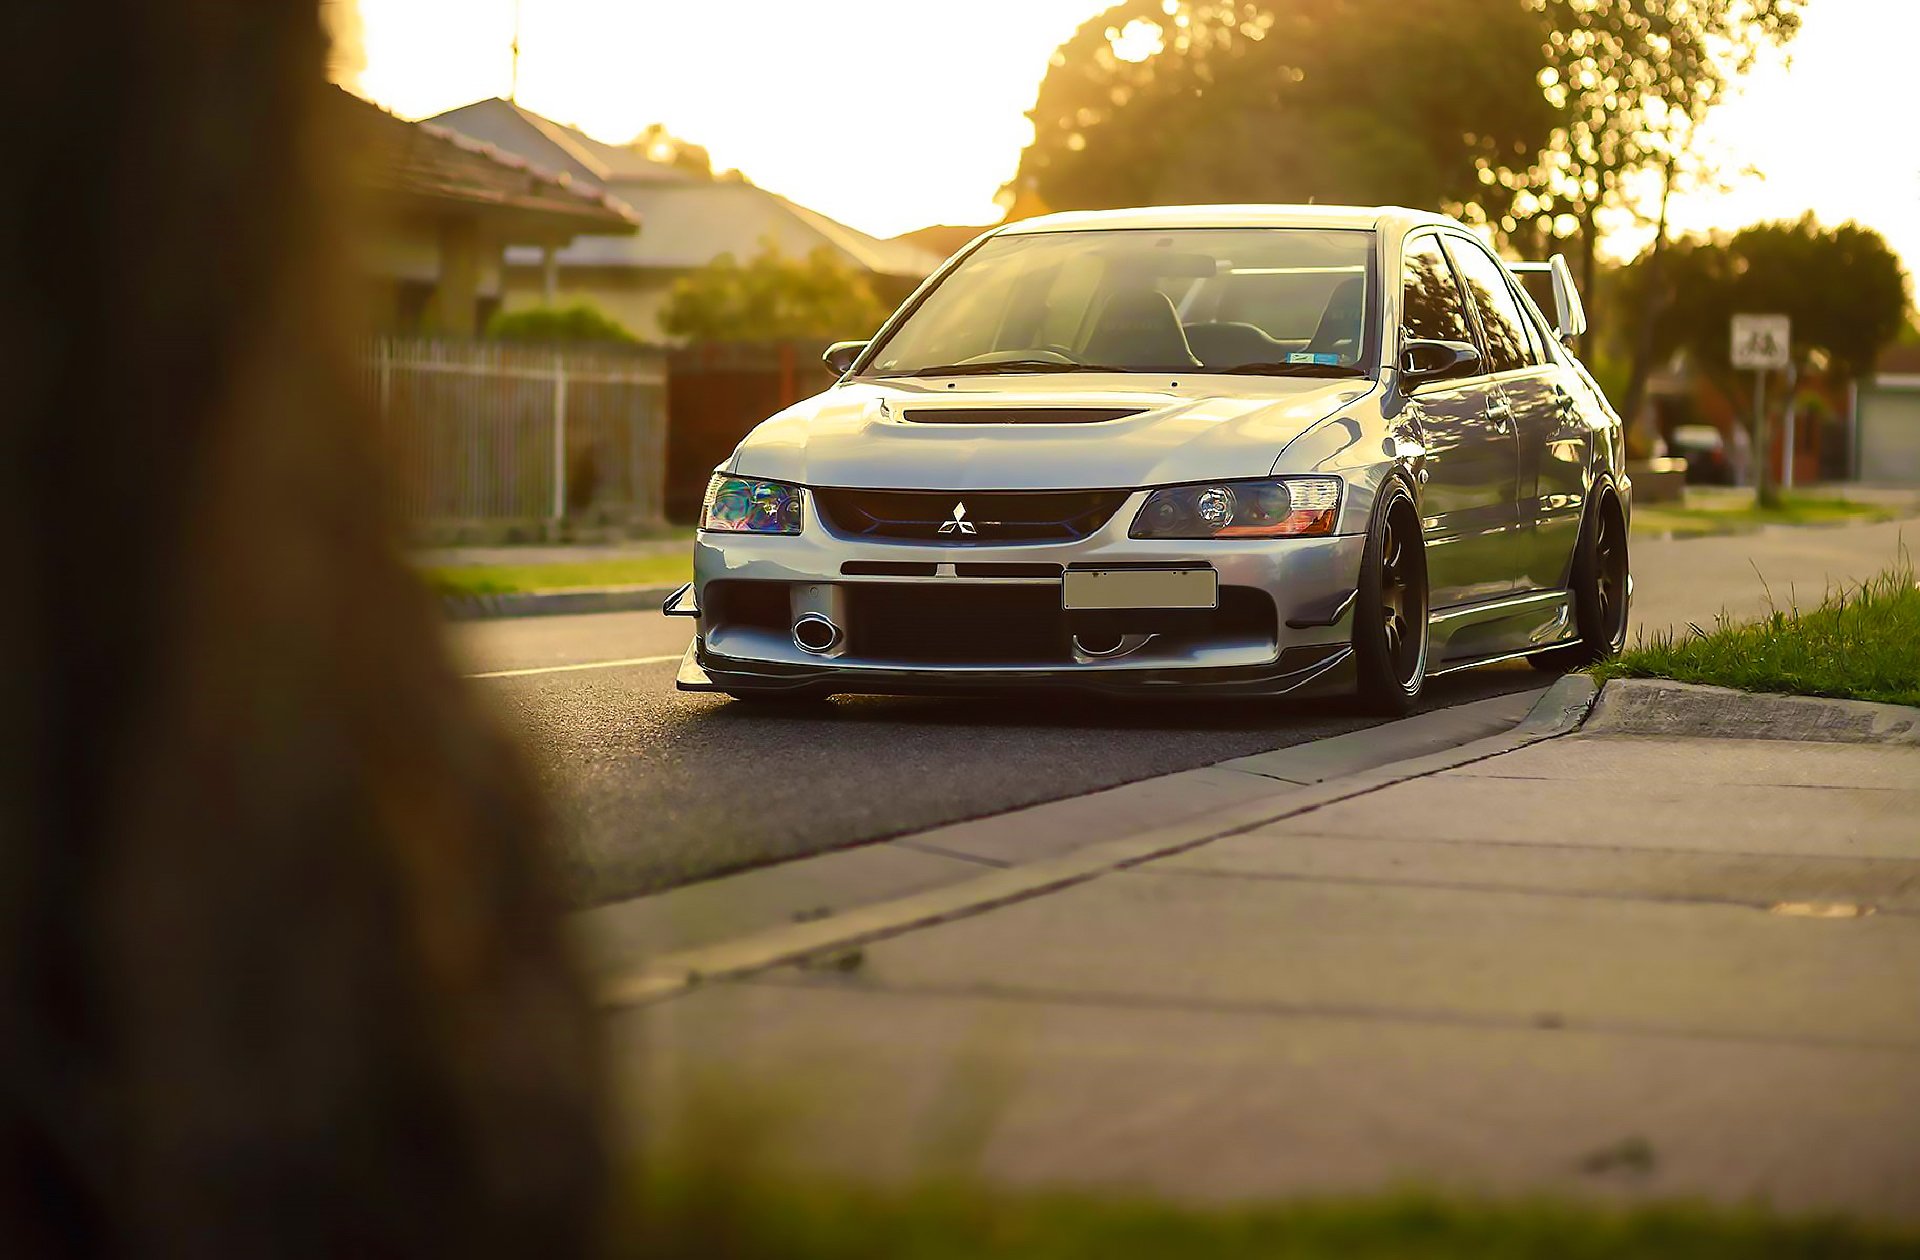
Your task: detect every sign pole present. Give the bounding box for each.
[1753,368,1775,509]
[1731,313,1789,510]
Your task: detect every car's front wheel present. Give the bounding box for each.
[1351,483,1429,715]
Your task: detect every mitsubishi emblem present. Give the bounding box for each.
[936,501,977,536]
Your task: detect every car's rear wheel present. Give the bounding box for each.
[1530,488,1630,671]
[1351,484,1429,715]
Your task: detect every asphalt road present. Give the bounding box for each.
[453,517,1918,908]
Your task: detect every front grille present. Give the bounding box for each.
[812,488,1130,544]
[847,584,1069,663]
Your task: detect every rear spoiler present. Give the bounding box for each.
[1510,255,1587,345]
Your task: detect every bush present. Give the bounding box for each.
[487,302,637,344]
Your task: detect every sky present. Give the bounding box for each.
[338,0,1920,270]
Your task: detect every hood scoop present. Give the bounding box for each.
[900,406,1144,426]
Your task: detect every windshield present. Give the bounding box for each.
[865,227,1375,378]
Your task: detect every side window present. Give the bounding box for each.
[1444,237,1535,373]
[1400,235,1475,349]
[1513,281,1560,364]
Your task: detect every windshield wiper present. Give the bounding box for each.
[892,358,1128,377]
[1212,361,1370,378]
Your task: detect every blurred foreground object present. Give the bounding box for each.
[0,4,606,1256]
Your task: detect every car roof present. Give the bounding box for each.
[993,204,1456,236]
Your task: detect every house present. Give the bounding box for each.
[334,89,639,335]
[1854,343,1920,484]
[425,98,942,339]
[889,223,996,265]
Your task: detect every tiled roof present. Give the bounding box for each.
[506,179,940,278]
[427,98,939,279]
[425,98,696,191]
[336,89,638,234]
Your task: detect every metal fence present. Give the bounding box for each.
[365,338,668,528]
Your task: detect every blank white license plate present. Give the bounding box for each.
[1062,567,1217,611]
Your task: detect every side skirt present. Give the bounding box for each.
[1426,589,1575,676]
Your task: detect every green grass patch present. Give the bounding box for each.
[1633,494,1891,538]
[628,1178,1920,1259]
[425,553,691,596]
[1595,563,1920,707]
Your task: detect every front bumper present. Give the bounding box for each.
[678,498,1368,699]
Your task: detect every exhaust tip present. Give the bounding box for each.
[1072,630,1126,658]
[793,613,842,654]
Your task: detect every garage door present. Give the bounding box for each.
[1859,386,1920,484]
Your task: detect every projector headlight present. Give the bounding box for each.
[699,474,805,535]
[1130,476,1342,539]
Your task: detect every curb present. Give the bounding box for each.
[1586,678,1920,745]
[595,680,1596,1011]
[439,584,680,621]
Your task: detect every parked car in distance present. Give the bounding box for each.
[1669,423,1735,485]
[665,205,1631,714]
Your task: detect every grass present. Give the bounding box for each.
[1633,493,1892,538]
[1595,562,1920,707]
[627,1178,1920,1259]
[424,553,691,596]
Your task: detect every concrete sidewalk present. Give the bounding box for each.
[612,682,1920,1221]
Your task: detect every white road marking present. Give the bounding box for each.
[464,653,683,680]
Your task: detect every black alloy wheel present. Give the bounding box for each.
[1353,485,1429,714]
[1531,489,1631,671]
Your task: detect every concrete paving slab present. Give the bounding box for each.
[617,980,1920,1219]
[831,871,1920,1045]
[1447,733,1920,789]
[571,842,982,977]
[1152,831,1920,914]
[1282,775,1920,861]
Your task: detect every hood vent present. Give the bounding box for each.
[900,407,1143,426]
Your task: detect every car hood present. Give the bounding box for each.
[726,376,1375,490]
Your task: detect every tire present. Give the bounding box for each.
[1530,488,1630,672]
[1351,483,1430,715]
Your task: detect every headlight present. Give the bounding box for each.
[700,474,804,535]
[1130,477,1342,539]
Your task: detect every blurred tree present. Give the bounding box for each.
[1632,217,1907,504]
[1005,0,1557,238]
[488,301,639,343]
[626,121,715,179]
[659,241,891,341]
[1503,0,1804,332]
[1,2,606,1256]
[1646,217,1908,384]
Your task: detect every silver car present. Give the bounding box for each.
[666,205,1630,713]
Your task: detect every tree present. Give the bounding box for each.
[1504,0,1804,328]
[1005,0,1557,234]
[1650,218,1908,383]
[1637,217,1909,504]
[625,121,715,179]
[659,241,891,342]
[487,301,638,343]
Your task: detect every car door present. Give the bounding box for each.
[1442,235,1584,594]
[1398,232,1521,608]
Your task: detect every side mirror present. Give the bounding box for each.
[823,340,869,375]
[1400,338,1481,384]
[1547,254,1588,345]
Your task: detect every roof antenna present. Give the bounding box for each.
[509,0,522,102]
